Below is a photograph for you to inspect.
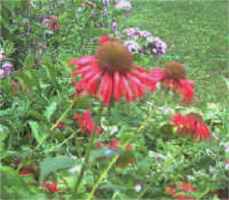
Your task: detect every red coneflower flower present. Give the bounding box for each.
[171,113,211,140]
[73,110,102,135]
[43,181,59,193]
[69,36,156,105]
[150,61,194,103]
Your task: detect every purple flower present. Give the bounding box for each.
[0,62,13,79]
[139,31,152,38]
[124,40,141,54]
[2,62,13,75]
[149,37,167,56]
[124,27,141,38]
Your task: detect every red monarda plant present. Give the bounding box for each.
[171,113,211,140]
[150,61,194,103]
[73,110,102,135]
[69,36,156,105]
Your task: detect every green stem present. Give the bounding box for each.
[74,133,95,194]
[50,100,75,131]
[87,155,119,200]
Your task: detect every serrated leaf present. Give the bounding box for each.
[39,156,77,181]
[29,121,47,145]
[44,101,57,122]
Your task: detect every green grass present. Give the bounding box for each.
[123,0,229,106]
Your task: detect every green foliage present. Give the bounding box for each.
[39,156,77,181]
[0,0,228,199]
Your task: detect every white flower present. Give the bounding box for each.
[134,184,142,192]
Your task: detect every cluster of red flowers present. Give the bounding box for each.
[69,35,211,141]
[73,110,102,135]
[171,113,211,140]
[165,182,197,200]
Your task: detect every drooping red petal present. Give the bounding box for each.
[113,71,122,101]
[86,71,102,95]
[132,68,157,91]
[69,56,95,71]
[178,79,194,103]
[195,122,211,140]
[83,111,96,134]
[76,56,95,66]
[126,73,145,98]
[121,75,134,102]
[150,68,165,82]
[98,73,113,105]
[103,74,113,105]
[75,65,95,77]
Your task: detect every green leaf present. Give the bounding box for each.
[44,101,57,122]
[39,156,77,182]
[29,121,47,145]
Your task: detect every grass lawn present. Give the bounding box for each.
[123,0,229,107]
